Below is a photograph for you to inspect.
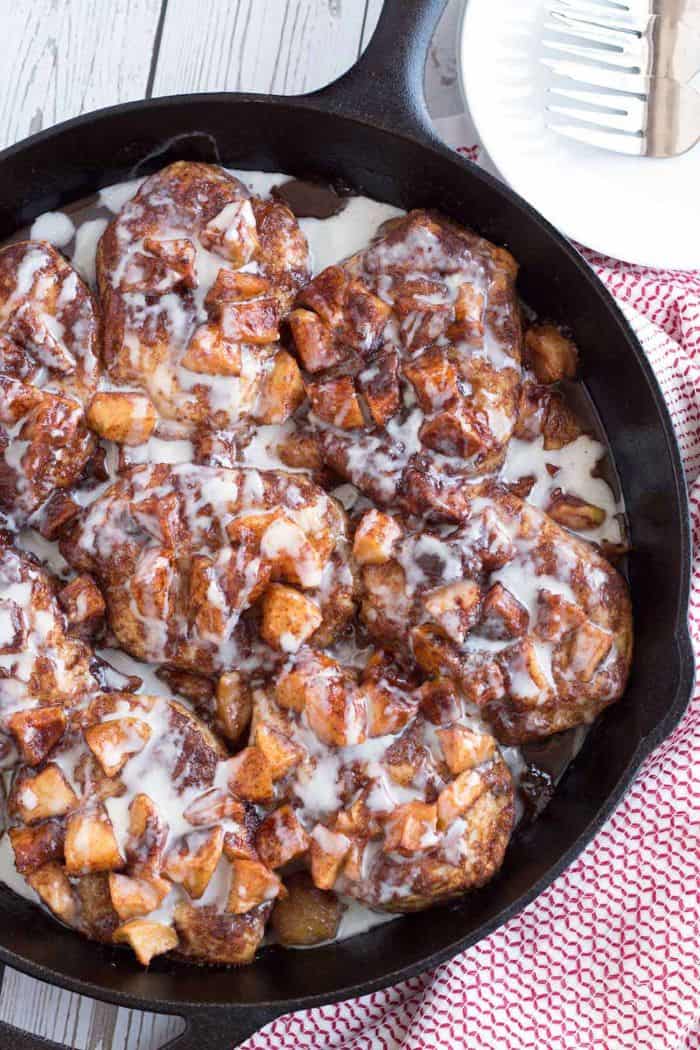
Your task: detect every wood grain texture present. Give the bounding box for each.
[0,0,465,1046]
[0,0,163,150]
[152,0,378,97]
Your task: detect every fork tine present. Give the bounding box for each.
[540,56,651,92]
[545,120,646,153]
[548,2,648,30]
[546,12,646,49]
[547,92,645,131]
[548,84,646,111]
[541,38,644,70]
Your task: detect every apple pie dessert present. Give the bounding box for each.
[0,161,632,967]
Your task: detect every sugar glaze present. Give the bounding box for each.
[0,169,627,946]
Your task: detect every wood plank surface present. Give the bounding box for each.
[0,0,163,150]
[151,0,381,97]
[0,0,464,1046]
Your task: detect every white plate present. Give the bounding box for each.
[458,0,700,270]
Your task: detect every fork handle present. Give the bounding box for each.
[648,78,700,156]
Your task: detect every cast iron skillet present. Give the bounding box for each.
[0,1,693,1046]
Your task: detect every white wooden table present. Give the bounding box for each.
[0,0,466,1046]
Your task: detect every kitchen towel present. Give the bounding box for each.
[245,113,700,1050]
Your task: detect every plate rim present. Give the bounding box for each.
[457,0,700,271]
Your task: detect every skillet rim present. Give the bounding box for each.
[0,90,693,1020]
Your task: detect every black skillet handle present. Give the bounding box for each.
[303,0,448,147]
[160,1005,286,1050]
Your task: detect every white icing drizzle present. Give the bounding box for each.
[502,435,624,545]
[0,170,629,953]
[30,212,75,248]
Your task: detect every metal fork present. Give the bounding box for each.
[541,2,700,155]
[543,72,700,155]
[544,2,700,82]
[551,0,700,17]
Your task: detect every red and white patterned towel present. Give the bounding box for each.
[246,117,700,1050]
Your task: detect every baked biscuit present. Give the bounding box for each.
[60,463,354,673]
[6,690,279,965]
[0,543,95,769]
[289,210,522,519]
[0,242,99,522]
[96,162,310,436]
[249,652,514,911]
[357,485,633,743]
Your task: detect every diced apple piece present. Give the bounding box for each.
[270,871,341,946]
[142,236,196,289]
[423,579,482,645]
[126,793,167,873]
[205,270,272,306]
[200,200,259,266]
[58,573,105,639]
[64,808,123,874]
[254,723,303,781]
[548,494,606,532]
[288,308,341,372]
[415,678,464,725]
[108,872,171,920]
[225,746,274,804]
[419,409,485,459]
[403,346,460,412]
[10,821,65,874]
[362,680,418,738]
[305,670,367,749]
[8,706,66,766]
[114,919,178,966]
[255,804,309,870]
[260,583,322,653]
[535,589,586,643]
[87,392,157,446]
[226,858,282,914]
[559,621,613,682]
[220,298,279,344]
[214,670,253,744]
[163,826,224,899]
[275,650,337,712]
[181,323,241,376]
[309,825,351,890]
[84,717,151,778]
[480,582,528,640]
[255,350,305,425]
[10,765,78,824]
[525,325,578,384]
[306,375,364,430]
[27,862,77,923]
[257,513,324,589]
[383,801,438,855]
[542,395,582,451]
[437,770,487,829]
[437,726,496,775]
[352,509,402,566]
[501,639,552,708]
[184,788,246,827]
